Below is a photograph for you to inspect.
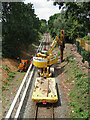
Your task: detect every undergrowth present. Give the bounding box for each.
[2,64,17,91]
[65,57,89,118]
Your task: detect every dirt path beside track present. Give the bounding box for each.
[54,43,89,118]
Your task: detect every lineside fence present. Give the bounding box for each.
[73,40,90,64]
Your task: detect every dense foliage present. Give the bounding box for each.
[39,19,47,34]
[48,13,60,38]
[48,2,90,43]
[76,41,90,64]
[2,2,47,58]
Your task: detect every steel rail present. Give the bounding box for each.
[5,34,45,119]
[35,103,54,120]
[14,67,35,119]
[5,62,33,119]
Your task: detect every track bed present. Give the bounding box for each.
[35,103,54,119]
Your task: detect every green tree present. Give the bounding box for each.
[39,19,47,34]
[48,13,60,38]
[48,2,90,43]
[2,2,40,58]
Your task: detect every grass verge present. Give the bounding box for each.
[64,57,89,118]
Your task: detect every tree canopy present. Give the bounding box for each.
[39,19,47,34]
[2,2,90,58]
[48,2,90,43]
[2,2,47,58]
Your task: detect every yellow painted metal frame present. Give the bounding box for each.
[33,55,58,68]
[32,77,58,103]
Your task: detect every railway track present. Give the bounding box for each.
[35,103,54,119]
[5,33,54,119]
[42,32,50,50]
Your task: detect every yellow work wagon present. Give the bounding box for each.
[32,77,58,103]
